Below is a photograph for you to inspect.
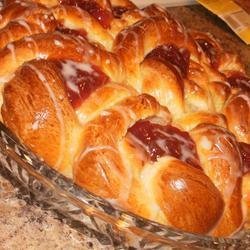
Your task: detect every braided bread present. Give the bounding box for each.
[0,0,249,237]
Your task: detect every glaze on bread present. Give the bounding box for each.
[0,0,249,237]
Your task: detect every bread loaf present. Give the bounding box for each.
[0,0,249,237]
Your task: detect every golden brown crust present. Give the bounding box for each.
[75,82,137,124]
[242,173,250,228]
[156,158,224,234]
[52,5,114,50]
[0,1,55,29]
[140,57,185,117]
[2,59,83,177]
[74,94,170,198]
[113,15,199,87]
[190,124,243,236]
[223,92,250,144]
[124,155,224,234]
[0,31,124,82]
[175,112,227,131]
[0,19,56,49]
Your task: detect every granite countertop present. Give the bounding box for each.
[0,175,109,250]
[0,4,249,250]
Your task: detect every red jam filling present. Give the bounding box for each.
[196,39,218,68]
[112,6,129,18]
[59,0,112,28]
[227,73,250,92]
[57,27,87,38]
[127,120,201,168]
[56,60,109,108]
[239,142,250,174]
[146,44,190,79]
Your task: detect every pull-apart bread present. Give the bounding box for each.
[0,0,249,237]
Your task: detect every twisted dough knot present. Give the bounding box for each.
[113,6,249,143]
[0,0,249,237]
[74,94,225,234]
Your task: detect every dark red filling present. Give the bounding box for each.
[146,44,190,79]
[196,39,218,68]
[127,120,200,168]
[59,0,112,28]
[56,60,109,108]
[57,27,87,38]
[239,142,250,174]
[112,6,129,18]
[227,73,250,92]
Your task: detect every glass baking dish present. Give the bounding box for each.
[0,122,249,249]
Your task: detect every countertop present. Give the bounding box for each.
[0,4,249,250]
[0,175,108,250]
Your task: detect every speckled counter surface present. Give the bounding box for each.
[0,175,110,250]
[0,4,249,250]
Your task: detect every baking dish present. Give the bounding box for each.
[0,121,249,249]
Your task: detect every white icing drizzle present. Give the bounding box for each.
[200,136,212,150]
[36,52,48,59]
[53,39,64,48]
[211,135,241,202]
[155,127,198,164]
[20,1,28,7]
[79,145,119,161]
[192,125,242,202]
[24,36,39,53]
[80,144,125,193]
[111,105,137,128]
[36,16,46,32]
[128,120,199,166]
[231,93,250,106]
[127,132,150,153]
[115,29,127,52]
[154,4,167,14]
[140,159,167,221]
[100,110,111,116]
[59,60,95,95]
[115,55,124,81]
[126,133,149,164]
[17,19,32,34]
[101,154,124,184]
[95,161,110,186]
[176,19,184,34]
[31,109,49,130]
[6,43,16,63]
[55,31,78,44]
[235,77,250,89]
[27,64,66,169]
[170,178,187,191]
[115,22,144,65]
[116,141,133,204]
[71,32,86,45]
